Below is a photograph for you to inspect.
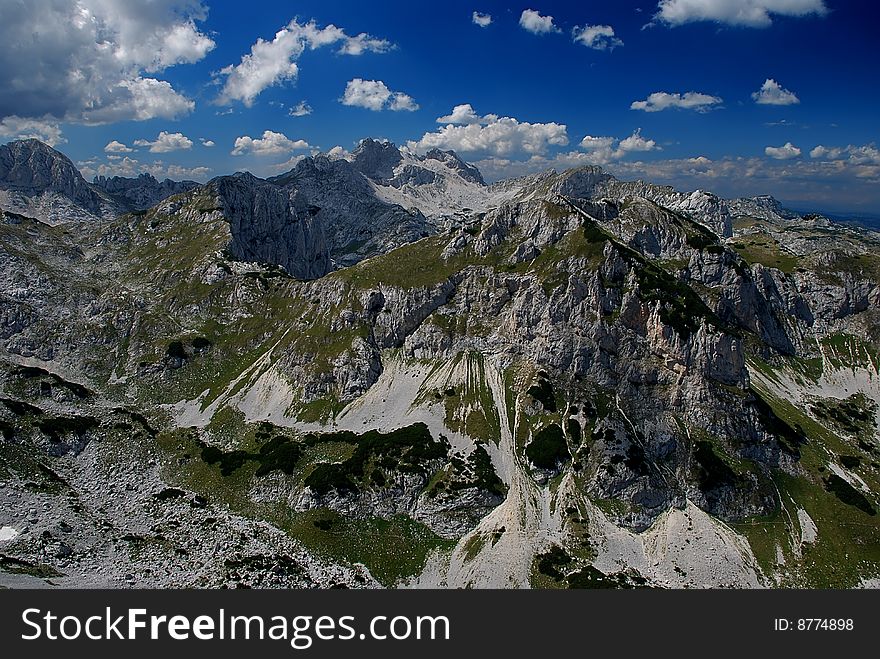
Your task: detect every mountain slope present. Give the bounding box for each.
[0,139,878,589]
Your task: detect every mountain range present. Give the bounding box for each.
[0,137,878,589]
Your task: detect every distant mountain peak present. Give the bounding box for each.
[0,138,103,214]
[424,148,485,185]
[351,138,403,182]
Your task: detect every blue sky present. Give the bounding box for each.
[1,0,878,213]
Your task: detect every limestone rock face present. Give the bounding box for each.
[0,139,103,212]
[210,172,331,280]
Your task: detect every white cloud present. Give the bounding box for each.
[652,0,828,28]
[811,144,880,165]
[82,78,195,124]
[289,101,313,117]
[151,163,212,180]
[217,19,392,106]
[326,146,352,160]
[0,1,211,124]
[631,91,723,112]
[572,25,623,50]
[752,78,800,105]
[133,131,193,153]
[618,129,659,154]
[580,135,617,150]
[0,116,65,146]
[409,106,568,157]
[104,140,133,153]
[519,9,561,35]
[765,142,801,159]
[472,131,661,180]
[77,156,211,182]
[200,138,215,147]
[572,129,661,165]
[341,79,419,112]
[389,93,419,112]
[231,130,311,156]
[472,12,493,27]
[338,33,393,56]
[436,104,485,125]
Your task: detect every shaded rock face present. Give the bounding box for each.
[276,155,432,267]
[0,139,103,213]
[93,173,199,210]
[350,138,403,182]
[212,173,331,280]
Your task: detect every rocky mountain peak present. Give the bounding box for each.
[0,138,102,213]
[424,148,486,185]
[351,138,403,182]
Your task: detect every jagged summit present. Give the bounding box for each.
[351,138,403,181]
[0,138,103,214]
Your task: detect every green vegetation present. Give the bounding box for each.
[693,440,743,491]
[536,545,572,580]
[527,375,556,412]
[427,444,506,498]
[567,566,646,589]
[0,555,63,579]
[303,423,449,495]
[823,474,876,516]
[810,393,877,438]
[285,509,453,586]
[731,233,800,273]
[525,424,570,469]
[732,380,880,586]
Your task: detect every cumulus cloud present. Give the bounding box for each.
[652,0,828,28]
[752,78,800,105]
[472,12,493,27]
[200,138,215,147]
[472,130,660,180]
[409,105,568,157]
[575,129,661,164]
[0,116,66,146]
[231,130,311,156]
[765,142,801,159]
[621,131,658,153]
[104,140,133,153]
[133,131,193,153]
[289,101,313,117]
[341,79,419,112]
[519,9,561,34]
[811,144,880,165]
[0,1,212,125]
[217,19,392,106]
[631,91,723,112]
[82,78,195,124]
[572,25,623,50]
[436,104,485,125]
